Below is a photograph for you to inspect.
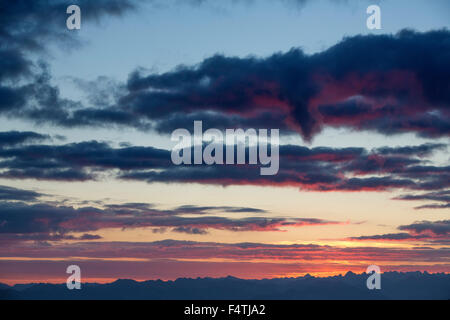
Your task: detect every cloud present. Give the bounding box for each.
[0,138,447,195]
[350,233,428,241]
[0,140,171,181]
[0,131,49,147]
[1,239,448,265]
[93,30,450,139]
[0,49,31,81]
[0,185,42,201]
[374,143,447,157]
[0,198,342,240]
[119,143,448,192]
[172,226,208,235]
[350,220,450,243]
[0,0,350,60]
[0,0,144,121]
[0,232,102,243]
[399,220,450,236]
[0,0,140,53]
[78,233,103,240]
[170,205,268,214]
[414,203,450,210]
[103,203,267,215]
[393,190,450,210]
[1,28,449,140]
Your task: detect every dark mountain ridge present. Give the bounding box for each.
[1,272,448,300]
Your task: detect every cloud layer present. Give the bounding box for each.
[0,191,343,241]
[1,26,450,141]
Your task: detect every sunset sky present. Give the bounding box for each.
[0,0,449,285]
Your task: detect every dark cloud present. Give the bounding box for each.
[0,232,102,243]
[0,131,49,147]
[399,220,450,236]
[0,0,140,52]
[0,140,171,181]
[414,203,450,210]
[394,190,450,210]
[119,142,447,192]
[374,143,447,157]
[0,139,447,194]
[396,190,450,202]
[1,239,448,265]
[0,0,144,122]
[0,85,28,112]
[78,233,103,240]
[0,185,42,201]
[0,198,340,240]
[172,226,208,235]
[171,205,267,215]
[350,220,450,243]
[112,30,450,139]
[119,166,419,191]
[1,27,449,140]
[350,233,427,241]
[0,49,31,81]
[0,168,93,181]
[103,203,267,216]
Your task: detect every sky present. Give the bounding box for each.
[0,0,449,285]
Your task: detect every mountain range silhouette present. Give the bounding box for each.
[1,272,449,300]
